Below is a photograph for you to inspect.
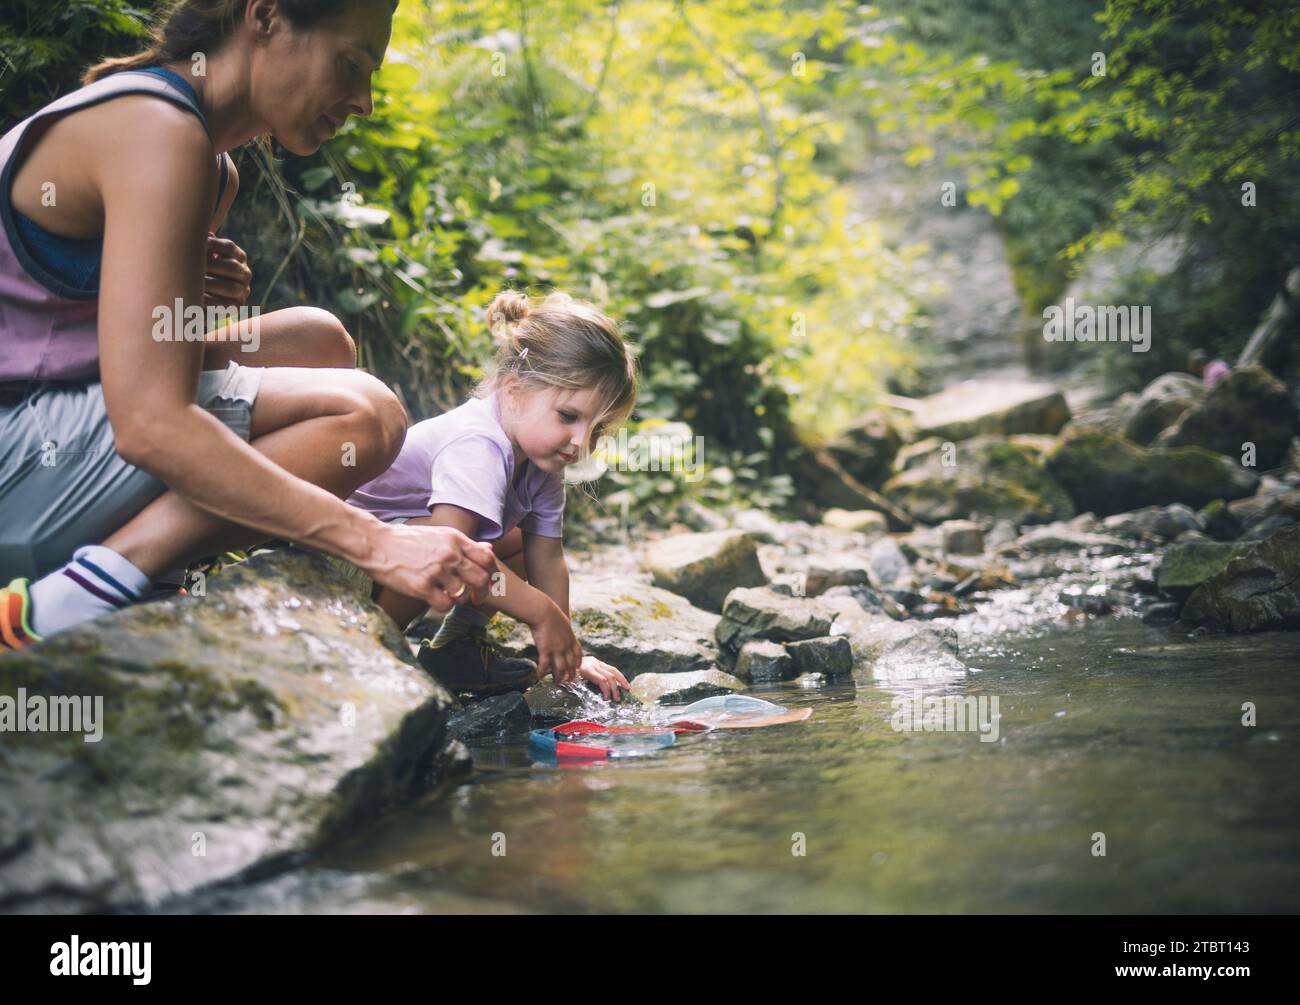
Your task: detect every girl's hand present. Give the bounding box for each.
[577,655,630,702]
[528,605,583,685]
[204,232,253,307]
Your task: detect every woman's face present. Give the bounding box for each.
[251,0,394,155]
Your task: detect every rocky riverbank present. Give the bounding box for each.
[2,363,1297,913]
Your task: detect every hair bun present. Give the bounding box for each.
[486,290,531,342]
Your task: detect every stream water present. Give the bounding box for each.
[172,615,1300,914]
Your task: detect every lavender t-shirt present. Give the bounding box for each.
[347,393,565,540]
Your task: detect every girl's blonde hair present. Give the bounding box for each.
[477,290,638,448]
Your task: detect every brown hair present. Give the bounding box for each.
[83,0,399,84]
[478,289,638,450]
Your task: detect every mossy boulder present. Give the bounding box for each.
[487,576,720,679]
[1155,364,1299,469]
[1046,426,1258,517]
[882,434,1075,526]
[640,529,767,613]
[1182,525,1300,632]
[1156,539,1250,601]
[0,550,467,913]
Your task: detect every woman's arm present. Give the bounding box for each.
[92,99,492,608]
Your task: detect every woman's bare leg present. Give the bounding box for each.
[102,366,406,578]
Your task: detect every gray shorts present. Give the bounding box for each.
[0,361,264,581]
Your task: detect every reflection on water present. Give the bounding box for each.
[184,618,1300,914]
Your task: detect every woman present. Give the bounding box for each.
[0,0,496,649]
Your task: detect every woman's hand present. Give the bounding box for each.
[528,605,583,685]
[362,522,498,613]
[204,232,252,308]
[577,654,630,702]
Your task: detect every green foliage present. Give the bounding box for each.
[0,0,152,133]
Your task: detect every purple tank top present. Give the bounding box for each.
[0,71,215,385]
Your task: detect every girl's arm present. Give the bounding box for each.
[521,532,569,614]
[378,507,582,682]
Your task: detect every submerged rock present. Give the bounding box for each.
[1047,426,1258,517]
[641,529,767,613]
[0,550,467,913]
[446,692,532,743]
[1182,525,1300,632]
[488,576,720,679]
[629,668,745,704]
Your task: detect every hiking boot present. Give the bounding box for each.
[417,626,539,697]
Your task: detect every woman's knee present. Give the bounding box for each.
[341,372,407,476]
[283,307,357,369]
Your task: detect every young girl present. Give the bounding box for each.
[347,290,637,701]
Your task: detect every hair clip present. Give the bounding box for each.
[518,347,529,360]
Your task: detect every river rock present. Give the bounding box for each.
[825,408,906,488]
[820,595,966,682]
[1156,539,1248,600]
[487,576,720,679]
[996,522,1129,557]
[867,536,912,588]
[1155,364,1299,470]
[1101,503,1202,543]
[941,520,985,555]
[641,529,767,613]
[446,692,532,743]
[1046,426,1259,517]
[1123,372,1207,445]
[732,508,791,544]
[629,668,745,704]
[821,508,888,535]
[882,434,1075,526]
[1240,515,1296,541]
[0,550,468,913]
[1228,488,1300,530]
[802,554,873,596]
[912,378,1071,441]
[821,584,907,620]
[715,587,838,663]
[734,640,796,682]
[785,636,854,678]
[1182,525,1300,632]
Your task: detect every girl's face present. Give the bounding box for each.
[250,0,394,156]
[502,383,609,475]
